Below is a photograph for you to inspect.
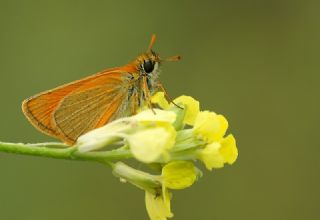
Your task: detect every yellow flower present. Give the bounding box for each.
[145,188,173,220]
[162,161,197,190]
[193,111,228,143]
[151,92,170,109]
[199,134,238,170]
[127,124,176,163]
[172,95,200,125]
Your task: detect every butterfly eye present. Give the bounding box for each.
[143,60,154,73]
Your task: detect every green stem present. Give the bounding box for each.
[0,141,132,163]
[0,142,161,191]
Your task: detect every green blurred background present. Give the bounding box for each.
[0,0,319,219]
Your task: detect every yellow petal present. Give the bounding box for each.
[162,161,197,189]
[145,189,173,220]
[173,95,200,125]
[199,142,225,170]
[193,111,228,143]
[128,125,176,163]
[133,109,176,124]
[220,134,238,164]
[151,92,170,109]
[199,134,238,170]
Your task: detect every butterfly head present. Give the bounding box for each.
[133,34,181,77]
[135,51,161,76]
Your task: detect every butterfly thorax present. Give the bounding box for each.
[123,51,162,112]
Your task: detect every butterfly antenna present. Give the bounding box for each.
[147,34,157,52]
[162,55,182,62]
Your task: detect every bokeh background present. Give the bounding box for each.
[0,0,319,219]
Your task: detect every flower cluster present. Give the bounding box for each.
[76,92,238,220]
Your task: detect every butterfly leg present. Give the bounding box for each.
[130,90,139,115]
[142,77,156,114]
[155,81,183,109]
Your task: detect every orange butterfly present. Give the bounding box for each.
[22,35,181,145]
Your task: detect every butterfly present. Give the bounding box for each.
[22,34,181,145]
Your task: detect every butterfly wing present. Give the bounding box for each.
[22,68,136,144]
[52,72,132,144]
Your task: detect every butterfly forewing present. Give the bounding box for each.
[22,69,134,144]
